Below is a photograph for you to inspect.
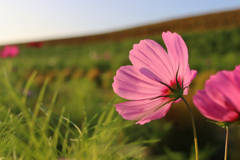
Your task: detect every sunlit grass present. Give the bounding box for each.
[0,68,164,159]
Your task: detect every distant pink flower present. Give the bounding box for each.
[0,45,19,58]
[193,65,240,122]
[112,31,197,125]
[27,42,44,48]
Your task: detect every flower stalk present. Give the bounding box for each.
[181,96,199,160]
[224,126,229,160]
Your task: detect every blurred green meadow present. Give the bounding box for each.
[1,28,240,159]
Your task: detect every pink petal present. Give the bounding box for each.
[193,90,239,122]
[183,67,197,87]
[205,70,240,112]
[162,31,188,79]
[115,98,172,125]
[233,64,240,91]
[136,101,172,125]
[129,39,174,84]
[180,69,197,96]
[113,65,165,100]
[204,86,236,111]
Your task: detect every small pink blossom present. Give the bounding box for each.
[27,42,44,48]
[112,31,197,125]
[0,45,19,58]
[193,65,240,123]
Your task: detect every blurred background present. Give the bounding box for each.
[1,1,240,159]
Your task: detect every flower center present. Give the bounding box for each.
[151,67,186,101]
[162,77,183,99]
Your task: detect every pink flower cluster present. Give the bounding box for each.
[0,45,19,58]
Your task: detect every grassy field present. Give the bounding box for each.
[1,28,240,159]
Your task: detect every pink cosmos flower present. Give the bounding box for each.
[112,31,197,125]
[0,45,19,58]
[27,42,44,48]
[193,65,240,122]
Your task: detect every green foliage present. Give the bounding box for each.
[149,145,215,160]
[0,68,164,159]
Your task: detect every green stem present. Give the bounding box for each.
[181,96,199,160]
[224,126,229,160]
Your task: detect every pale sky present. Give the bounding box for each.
[0,0,240,45]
